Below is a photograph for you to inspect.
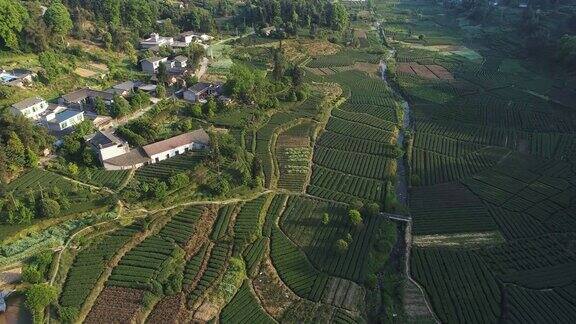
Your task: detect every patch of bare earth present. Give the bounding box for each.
[84,286,146,323]
[398,62,454,80]
[184,206,218,257]
[322,277,365,313]
[0,267,21,288]
[147,293,186,324]
[253,257,299,320]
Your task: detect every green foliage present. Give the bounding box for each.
[38,51,68,81]
[25,283,58,324]
[22,265,43,284]
[0,0,29,50]
[156,84,166,98]
[38,198,61,218]
[110,94,132,118]
[322,212,330,225]
[335,238,349,254]
[44,0,73,38]
[348,209,362,226]
[58,306,79,323]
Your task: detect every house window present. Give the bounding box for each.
[175,150,180,155]
[155,158,160,163]
[166,154,170,159]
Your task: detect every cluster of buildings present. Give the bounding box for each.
[9,79,158,133]
[86,128,210,170]
[140,32,213,51]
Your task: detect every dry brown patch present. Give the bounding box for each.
[427,64,454,80]
[253,257,299,319]
[398,62,454,80]
[352,62,379,74]
[85,286,146,323]
[0,267,21,288]
[147,293,186,324]
[184,206,218,257]
[403,280,434,319]
[74,68,98,78]
[322,277,365,312]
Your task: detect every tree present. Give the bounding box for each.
[39,51,66,82]
[203,98,217,117]
[366,203,380,217]
[59,306,79,323]
[22,265,43,284]
[328,2,349,31]
[157,62,168,85]
[44,0,73,40]
[348,209,363,226]
[38,198,61,218]
[25,284,58,324]
[152,181,168,199]
[68,162,79,176]
[156,84,166,98]
[322,212,330,225]
[292,66,304,88]
[168,173,189,190]
[272,47,284,81]
[251,156,263,178]
[351,199,364,211]
[94,97,108,115]
[0,0,29,50]
[130,90,151,110]
[334,239,349,254]
[25,148,39,168]
[110,94,132,118]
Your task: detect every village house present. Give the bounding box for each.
[183,82,223,103]
[0,69,36,87]
[140,33,174,49]
[141,57,169,74]
[85,131,131,163]
[92,129,210,170]
[45,108,85,131]
[59,88,115,110]
[10,97,49,120]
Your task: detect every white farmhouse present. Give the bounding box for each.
[141,57,169,74]
[143,130,210,163]
[95,129,210,170]
[45,109,85,131]
[140,33,174,49]
[10,97,49,120]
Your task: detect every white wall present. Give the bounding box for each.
[99,145,130,162]
[149,143,195,163]
[11,101,48,120]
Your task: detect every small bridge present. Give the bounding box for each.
[380,212,412,223]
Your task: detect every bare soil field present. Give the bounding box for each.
[84,286,146,323]
[398,62,454,80]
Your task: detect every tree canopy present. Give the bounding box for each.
[0,0,29,50]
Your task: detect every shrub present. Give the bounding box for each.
[334,239,349,254]
[348,209,363,226]
[38,198,61,218]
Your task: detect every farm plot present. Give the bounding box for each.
[503,283,576,324]
[313,146,396,180]
[5,169,71,193]
[135,151,206,182]
[183,244,210,288]
[158,206,204,246]
[397,62,454,80]
[331,108,398,132]
[411,148,505,186]
[308,165,387,203]
[78,169,130,189]
[307,50,381,68]
[210,204,237,241]
[187,242,232,305]
[220,280,275,324]
[316,131,399,156]
[107,235,177,291]
[233,195,269,247]
[270,227,328,301]
[262,194,287,237]
[280,195,395,282]
[325,117,397,145]
[410,182,498,235]
[276,122,314,192]
[84,286,146,324]
[484,203,549,240]
[339,102,399,124]
[243,238,267,277]
[410,247,501,324]
[480,233,576,289]
[147,293,186,324]
[60,225,142,309]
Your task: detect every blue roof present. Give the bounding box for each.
[54,109,83,123]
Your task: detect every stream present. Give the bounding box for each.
[380,54,412,206]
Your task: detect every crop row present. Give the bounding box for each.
[188,242,231,304]
[183,244,210,287]
[410,183,498,235]
[135,152,206,182]
[107,236,176,291]
[313,146,396,180]
[270,227,327,301]
[316,131,399,157]
[158,206,203,246]
[331,108,397,132]
[307,50,381,68]
[6,169,72,193]
[210,204,236,241]
[308,165,386,202]
[60,225,141,308]
[411,247,501,324]
[262,194,287,237]
[413,132,483,157]
[219,280,275,324]
[504,283,576,323]
[411,149,499,186]
[79,169,130,189]
[233,196,268,246]
[325,117,396,144]
[341,102,399,124]
[243,238,267,277]
[281,195,388,282]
